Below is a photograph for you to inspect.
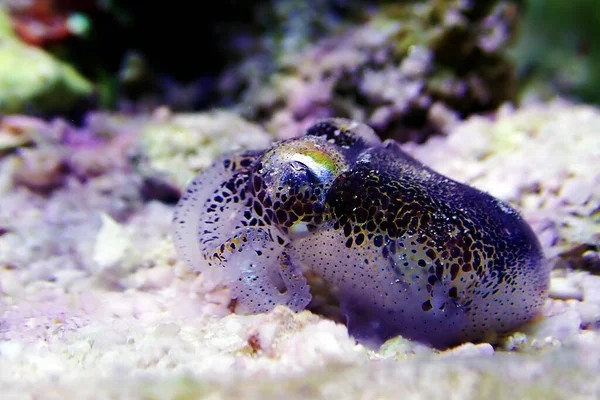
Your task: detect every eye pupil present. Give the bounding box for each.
[289,161,307,172]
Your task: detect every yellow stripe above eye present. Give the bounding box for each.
[303,150,337,173]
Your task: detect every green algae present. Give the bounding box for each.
[0,7,93,114]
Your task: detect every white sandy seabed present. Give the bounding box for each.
[1,101,599,399]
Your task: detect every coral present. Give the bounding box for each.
[253,0,366,58]
[220,0,520,142]
[512,0,600,104]
[2,108,272,201]
[0,109,270,293]
[135,109,272,189]
[0,7,92,113]
[4,0,94,46]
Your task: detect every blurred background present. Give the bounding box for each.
[0,0,598,141]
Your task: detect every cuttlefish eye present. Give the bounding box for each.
[280,156,337,193]
[258,138,346,194]
[254,137,349,237]
[289,161,306,172]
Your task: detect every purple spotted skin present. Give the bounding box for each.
[173,118,549,349]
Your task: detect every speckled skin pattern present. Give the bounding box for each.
[173,118,549,349]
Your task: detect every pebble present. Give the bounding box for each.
[549,277,584,301]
